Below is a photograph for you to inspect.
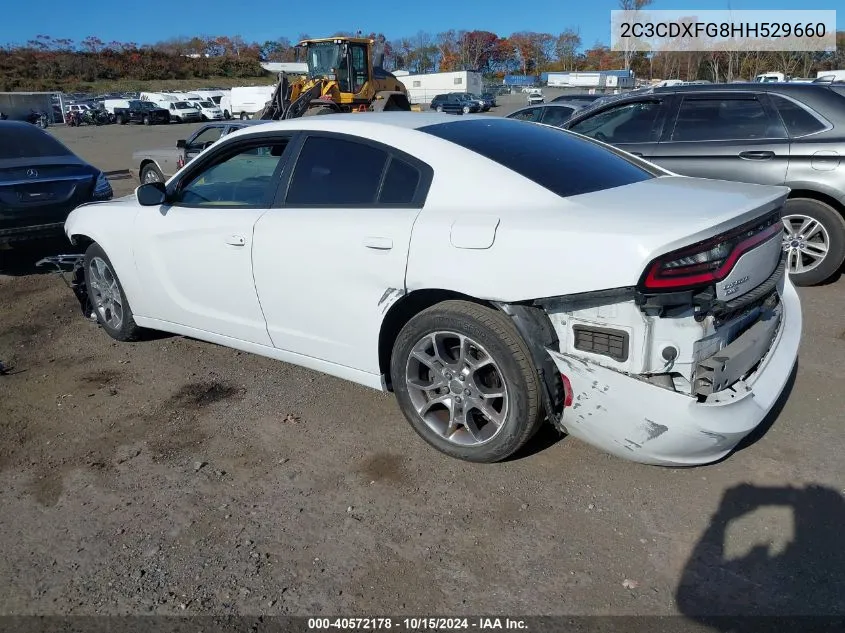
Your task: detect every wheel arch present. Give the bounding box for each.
[377,288,496,390]
[138,159,162,177]
[785,188,845,221]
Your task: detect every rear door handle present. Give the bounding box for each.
[225,234,246,246]
[738,150,775,160]
[629,152,643,157]
[363,236,393,250]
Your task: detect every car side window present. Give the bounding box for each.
[286,136,389,205]
[568,101,662,144]
[670,97,787,142]
[540,106,575,127]
[189,126,223,147]
[769,95,827,137]
[379,157,421,204]
[173,140,288,208]
[509,107,542,122]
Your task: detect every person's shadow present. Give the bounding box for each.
[676,483,845,632]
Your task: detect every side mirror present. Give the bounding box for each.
[176,139,186,149]
[137,182,167,206]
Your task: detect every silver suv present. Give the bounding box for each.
[563,82,845,286]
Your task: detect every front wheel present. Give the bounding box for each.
[462,105,471,114]
[390,300,544,463]
[781,198,845,286]
[143,115,151,125]
[240,111,248,120]
[83,243,143,342]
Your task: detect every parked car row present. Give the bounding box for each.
[429,92,497,115]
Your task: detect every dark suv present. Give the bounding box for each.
[562,82,845,286]
[430,93,481,115]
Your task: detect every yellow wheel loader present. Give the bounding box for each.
[256,36,418,120]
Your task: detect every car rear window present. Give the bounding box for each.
[0,124,72,159]
[418,118,655,198]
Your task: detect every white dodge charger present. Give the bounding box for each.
[64,112,801,466]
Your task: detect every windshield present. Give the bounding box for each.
[129,100,151,109]
[211,96,222,104]
[174,102,193,110]
[307,42,342,77]
[199,101,215,108]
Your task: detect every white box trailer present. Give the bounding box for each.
[816,69,845,81]
[547,72,635,89]
[229,85,276,119]
[397,71,483,105]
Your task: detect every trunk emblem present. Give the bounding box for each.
[723,275,750,295]
[26,168,38,178]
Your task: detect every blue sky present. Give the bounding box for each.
[0,0,841,48]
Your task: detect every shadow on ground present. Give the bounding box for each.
[0,238,82,276]
[677,483,845,631]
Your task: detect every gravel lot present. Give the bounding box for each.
[0,102,843,622]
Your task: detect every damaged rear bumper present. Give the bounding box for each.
[546,277,802,466]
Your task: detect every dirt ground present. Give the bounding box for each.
[0,106,843,621]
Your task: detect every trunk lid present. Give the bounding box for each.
[0,158,97,229]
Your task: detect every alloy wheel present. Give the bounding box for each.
[405,331,508,447]
[88,256,124,330]
[782,213,829,274]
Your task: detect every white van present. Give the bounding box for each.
[230,85,275,120]
[102,99,130,114]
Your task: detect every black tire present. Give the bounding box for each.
[782,197,845,286]
[115,114,125,125]
[224,110,231,119]
[435,105,443,113]
[240,112,248,120]
[390,300,544,463]
[139,163,164,184]
[143,115,151,126]
[83,243,142,342]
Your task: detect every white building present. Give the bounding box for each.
[395,70,483,104]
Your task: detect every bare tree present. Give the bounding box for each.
[619,0,653,70]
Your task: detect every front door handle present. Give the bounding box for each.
[225,234,246,246]
[738,150,775,160]
[363,236,393,250]
[629,152,644,157]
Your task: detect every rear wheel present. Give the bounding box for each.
[84,243,142,342]
[436,105,444,113]
[781,198,845,286]
[140,163,164,184]
[390,300,544,463]
[142,115,150,126]
[115,114,125,125]
[462,105,471,114]
[240,112,248,120]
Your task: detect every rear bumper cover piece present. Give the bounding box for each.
[546,276,801,466]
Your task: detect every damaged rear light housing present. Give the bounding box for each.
[640,211,782,292]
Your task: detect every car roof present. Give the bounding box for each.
[228,112,477,134]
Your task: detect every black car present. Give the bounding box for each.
[481,92,497,107]
[429,93,481,115]
[506,102,587,127]
[0,121,112,246]
[113,100,170,125]
[562,82,845,286]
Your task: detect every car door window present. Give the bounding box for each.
[286,136,389,205]
[769,94,827,137]
[670,97,786,142]
[173,140,288,207]
[568,101,662,144]
[540,106,576,127]
[189,126,223,149]
[509,107,543,122]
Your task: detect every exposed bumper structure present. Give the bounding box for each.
[547,277,802,466]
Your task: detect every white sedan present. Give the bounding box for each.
[64,113,801,466]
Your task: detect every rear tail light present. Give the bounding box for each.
[641,212,782,291]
